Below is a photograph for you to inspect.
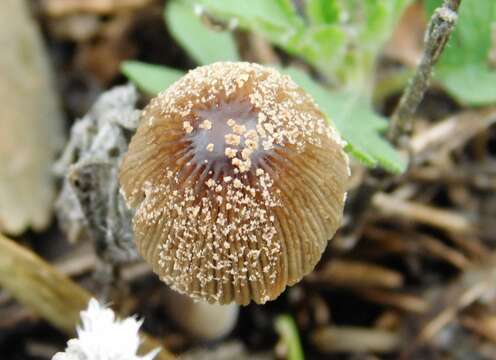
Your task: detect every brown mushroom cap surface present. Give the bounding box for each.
[120,62,349,305]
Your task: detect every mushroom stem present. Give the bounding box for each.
[164,289,239,340]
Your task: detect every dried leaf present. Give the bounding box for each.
[0,0,64,235]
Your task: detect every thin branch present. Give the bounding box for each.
[341,0,463,240]
[388,0,462,145]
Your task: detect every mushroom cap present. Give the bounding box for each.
[119,62,349,305]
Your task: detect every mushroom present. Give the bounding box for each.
[164,289,239,340]
[119,62,349,305]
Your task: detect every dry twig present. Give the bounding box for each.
[358,289,429,314]
[372,192,474,234]
[41,0,154,17]
[388,0,462,144]
[309,259,404,289]
[312,326,400,353]
[410,108,496,162]
[413,253,496,344]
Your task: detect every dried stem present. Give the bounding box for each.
[0,234,175,360]
[41,0,153,16]
[312,326,400,353]
[342,0,463,239]
[388,0,462,144]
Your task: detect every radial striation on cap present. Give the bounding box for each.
[119,62,349,305]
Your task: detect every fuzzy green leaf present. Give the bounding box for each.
[305,0,342,25]
[284,67,406,174]
[121,61,184,94]
[358,0,412,44]
[186,0,349,78]
[188,0,304,48]
[425,0,496,105]
[188,0,410,90]
[165,1,240,65]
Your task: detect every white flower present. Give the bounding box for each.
[53,298,160,360]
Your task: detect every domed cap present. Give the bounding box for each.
[119,62,349,305]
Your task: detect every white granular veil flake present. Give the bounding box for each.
[135,168,281,303]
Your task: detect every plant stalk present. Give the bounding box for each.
[387,0,462,145]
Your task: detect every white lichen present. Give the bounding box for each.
[52,298,159,360]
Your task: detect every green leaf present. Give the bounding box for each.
[296,25,347,66]
[189,0,410,90]
[284,67,406,174]
[437,65,496,105]
[189,0,304,47]
[121,61,184,94]
[334,0,410,84]
[359,0,411,45]
[275,315,305,360]
[305,0,342,25]
[187,0,351,82]
[425,0,496,105]
[165,1,240,65]
[195,0,303,30]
